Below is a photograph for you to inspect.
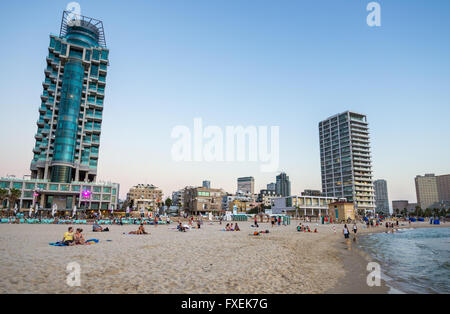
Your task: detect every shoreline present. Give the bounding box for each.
[327,222,449,294]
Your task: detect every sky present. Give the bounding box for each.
[0,0,449,203]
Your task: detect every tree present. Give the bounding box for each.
[395,208,400,216]
[8,188,21,210]
[165,197,172,214]
[415,206,420,217]
[433,208,439,218]
[418,208,424,217]
[0,188,8,209]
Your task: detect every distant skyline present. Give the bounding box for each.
[0,0,449,202]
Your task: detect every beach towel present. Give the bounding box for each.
[49,239,99,246]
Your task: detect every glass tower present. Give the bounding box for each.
[374,179,389,215]
[275,172,291,197]
[319,111,375,213]
[31,11,109,183]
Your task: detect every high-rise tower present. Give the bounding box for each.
[31,11,109,183]
[319,111,375,213]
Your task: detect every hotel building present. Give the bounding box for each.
[319,111,375,213]
[0,11,119,211]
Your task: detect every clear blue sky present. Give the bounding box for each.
[0,0,449,203]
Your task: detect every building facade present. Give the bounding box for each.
[301,189,323,196]
[202,180,211,189]
[0,11,119,212]
[183,187,224,214]
[267,182,276,191]
[374,179,390,215]
[0,177,118,211]
[436,174,450,203]
[237,177,255,194]
[319,111,375,213]
[31,11,109,183]
[257,189,281,207]
[275,172,291,197]
[415,174,439,210]
[127,184,163,210]
[271,195,339,216]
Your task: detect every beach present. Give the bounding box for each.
[0,220,446,294]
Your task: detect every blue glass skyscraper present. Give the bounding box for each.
[31,11,109,183]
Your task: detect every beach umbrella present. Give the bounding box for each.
[14,204,18,215]
[51,204,57,217]
[29,206,33,217]
[72,205,77,218]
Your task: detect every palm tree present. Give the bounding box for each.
[165,197,172,214]
[8,188,21,211]
[418,208,424,217]
[0,188,8,209]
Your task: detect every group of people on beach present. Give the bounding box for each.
[225,223,240,231]
[296,223,317,233]
[62,227,90,246]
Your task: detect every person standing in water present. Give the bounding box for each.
[343,224,350,239]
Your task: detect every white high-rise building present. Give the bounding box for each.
[319,111,375,213]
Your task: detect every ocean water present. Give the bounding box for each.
[358,227,450,294]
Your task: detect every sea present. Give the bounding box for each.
[358,226,450,294]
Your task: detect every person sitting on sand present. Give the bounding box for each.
[129,224,148,235]
[74,228,90,245]
[93,221,103,232]
[177,222,186,232]
[234,223,240,231]
[62,227,75,246]
[297,223,303,232]
[225,223,231,231]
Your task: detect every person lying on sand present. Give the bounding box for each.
[62,227,75,246]
[129,224,148,235]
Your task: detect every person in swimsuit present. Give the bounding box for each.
[129,224,148,235]
[74,228,90,245]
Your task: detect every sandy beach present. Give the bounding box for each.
[0,220,446,294]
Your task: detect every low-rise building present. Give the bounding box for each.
[328,201,355,222]
[0,177,119,211]
[126,184,163,211]
[271,195,340,217]
[257,189,281,207]
[183,187,224,215]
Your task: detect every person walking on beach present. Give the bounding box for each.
[353,223,358,234]
[271,217,275,228]
[343,224,350,239]
[254,216,259,228]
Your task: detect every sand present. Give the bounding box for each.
[0,220,446,294]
